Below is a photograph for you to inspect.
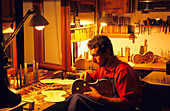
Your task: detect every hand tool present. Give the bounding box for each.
[134,20,140,35]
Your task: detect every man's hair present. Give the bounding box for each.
[87,35,114,56]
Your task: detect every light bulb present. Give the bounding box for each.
[3,27,14,33]
[100,23,107,26]
[35,26,45,30]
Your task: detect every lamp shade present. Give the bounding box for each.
[98,11,109,26]
[29,14,49,27]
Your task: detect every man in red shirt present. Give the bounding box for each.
[66,35,142,111]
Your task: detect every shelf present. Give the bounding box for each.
[137,26,169,28]
[71,25,96,43]
[101,33,136,40]
[71,26,96,30]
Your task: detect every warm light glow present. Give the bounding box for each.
[35,26,45,30]
[81,21,93,25]
[3,27,14,33]
[100,23,107,26]
[98,11,109,26]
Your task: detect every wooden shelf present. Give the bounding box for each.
[71,26,96,43]
[71,26,96,30]
[101,33,136,40]
[137,26,169,28]
[133,63,166,72]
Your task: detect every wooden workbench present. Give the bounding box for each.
[132,63,166,72]
[130,62,166,78]
[142,71,170,86]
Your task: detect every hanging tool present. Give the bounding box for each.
[144,27,146,34]
[147,18,150,35]
[165,20,168,34]
[162,21,165,32]
[148,26,150,35]
[134,20,140,35]
[167,16,170,32]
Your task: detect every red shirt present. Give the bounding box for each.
[88,57,142,106]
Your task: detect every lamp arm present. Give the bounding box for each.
[2,9,36,51]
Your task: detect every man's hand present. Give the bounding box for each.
[83,87,102,100]
[80,71,89,80]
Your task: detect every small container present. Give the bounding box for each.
[166,60,170,75]
[24,100,35,110]
[139,46,144,54]
[125,46,130,61]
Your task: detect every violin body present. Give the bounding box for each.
[132,51,155,64]
[72,79,113,97]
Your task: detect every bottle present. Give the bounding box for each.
[144,39,147,53]
[166,60,170,75]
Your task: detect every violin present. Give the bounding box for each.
[132,51,155,64]
[72,79,113,97]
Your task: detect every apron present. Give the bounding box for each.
[102,65,119,98]
[102,76,119,98]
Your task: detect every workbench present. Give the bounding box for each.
[132,63,166,72]
[140,71,170,111]
[127,62,166,78]
[0,79,72,111]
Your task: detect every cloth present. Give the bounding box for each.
[66,57,142,111]
[66,94,131,111]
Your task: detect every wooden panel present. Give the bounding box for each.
[33,1,42,64]
[133,63,166,71]
[99,0,129,14]
[61,0,72,71]
[1,0,14,19]
[65,2,72,72]
[106,0,129,13]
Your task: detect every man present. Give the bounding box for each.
[66,35,142,111]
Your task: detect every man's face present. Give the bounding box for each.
[90,48,108,67]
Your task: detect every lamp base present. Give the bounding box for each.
[0,44,21,108]
[0,67,21,108]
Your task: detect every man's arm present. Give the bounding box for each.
[84,87,131,110]
[80,70,98,82]
[80,71,89,80]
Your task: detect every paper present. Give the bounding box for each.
[41,90,67,102]
[40,79,75,85]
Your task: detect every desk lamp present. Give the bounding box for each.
[98,11,109,35]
